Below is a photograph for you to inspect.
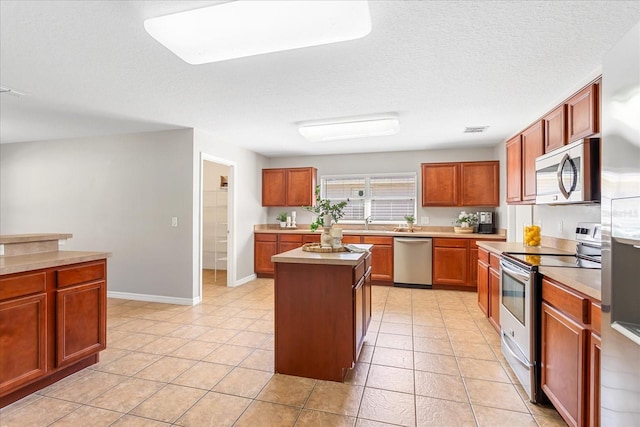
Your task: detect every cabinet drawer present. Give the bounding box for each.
[303,234,320,243]
[362,236,393,245]
[255,233,277,242]
[0,271,46,301]
[590,302,601,335]
[478,248,489,263]
[354,260,365,284]
[542,278,589,324]
[342,236,361,244]
[434,238,468,248]
[489,253,501,270]
[279,234,303,243]
[57,261,105,288]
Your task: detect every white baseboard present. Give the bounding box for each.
[107,291,199,306]
[232,273,257,288]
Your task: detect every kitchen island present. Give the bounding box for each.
[0,234,110,408]
[272,245,372,382]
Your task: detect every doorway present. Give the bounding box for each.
[200,154,235,299]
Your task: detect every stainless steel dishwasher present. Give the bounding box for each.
[393,237,432,288]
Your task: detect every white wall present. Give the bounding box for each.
[193,129,269,289]
[0,129,195,303]
[265,146,502,228]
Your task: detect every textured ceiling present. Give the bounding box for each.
[1,1,639,157]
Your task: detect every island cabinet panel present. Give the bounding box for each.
[521,120,545,202]
[0,259,107,408]
[421,163,458,206]
[274,253,371,382]
[544,104,568,153]
[421,161,499,207]
[0,294,47,396]
[506,135,523,204]
[567,83,599,142]
[541,277,600,427]
[56,281,106,368]
[262,167,317,207]
[460,161,500,207]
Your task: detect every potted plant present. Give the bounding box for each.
[404,214,415,229]
[453,211,478,233]
[302,186,348,232]
[276,212,288,228]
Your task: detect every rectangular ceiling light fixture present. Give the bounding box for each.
[144,1,372,65]
[299,116,399,142]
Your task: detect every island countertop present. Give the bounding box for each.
[272,244,372,266]
[0,251,111,276]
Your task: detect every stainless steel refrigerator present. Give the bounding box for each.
[601,21,640,425]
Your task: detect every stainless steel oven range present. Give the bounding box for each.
[499,222,601,403]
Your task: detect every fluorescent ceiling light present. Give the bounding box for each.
[299,116,400,142]
[144,1,372,65]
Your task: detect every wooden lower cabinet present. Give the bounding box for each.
[255,233,278,276]
[278,234,303,253]
[541,277,601,427]
[435,238,503,289]
[0,294,47,395]
[362,236,393,284]
[476,248,501,333]
[0,260,107,407]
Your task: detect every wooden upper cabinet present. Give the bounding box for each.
[544,104,567,153]
[262,167,317,207]
[506,135,523,204]
[567,83,599,142]
[421,163,458,206]
[285,168,316,207]
[422,161,499,207]
[521,121,545,202]
[460,161,499,206]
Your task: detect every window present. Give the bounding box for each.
[321,173,417,222]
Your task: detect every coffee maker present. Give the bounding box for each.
[477,211,495,234]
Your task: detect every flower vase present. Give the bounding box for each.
[321,226,333,248]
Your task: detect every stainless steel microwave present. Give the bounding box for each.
[535,138,600,204]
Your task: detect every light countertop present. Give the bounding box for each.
[255,224,507,240]
[272,244,372,266]
[477,241,600,301]
[0,233,73,244]
[0,251,111,276]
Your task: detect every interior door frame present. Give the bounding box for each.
[199,153,236,295]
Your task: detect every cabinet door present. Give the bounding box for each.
[588,332,601,427]
[255,235,278,275]
[353,276,365,361]
[0,294,47,396]
[506,135,523,203]
[303,234,320,243]
[468,246,478,287]
[362,236,393,284]
[364,266,372,333]
[286,168,316,207]
[278,234,303,253]
[56,281,106,368]
[568,83,598,142]
[421,163,459,206]
[433,246,468,286]
[460,161,500,207]
[488,267,501,333]
[544,104,567,153]
[521,121,544,202]
[541,302,587,427]
[262,169,287,206]
[477,260,489,316]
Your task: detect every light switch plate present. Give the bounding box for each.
[171,217,178,227]
[420,216,429,225]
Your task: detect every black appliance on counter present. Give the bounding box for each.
[477,211,495,234]
[499,222,601,403]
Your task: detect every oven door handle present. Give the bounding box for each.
[501,331,533,369]
[500,260,530,282]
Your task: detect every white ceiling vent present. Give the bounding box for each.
[464,126,489,133]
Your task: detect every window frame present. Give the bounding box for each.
[320,172,417,224]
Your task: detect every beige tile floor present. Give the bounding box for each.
[1,275,568,427]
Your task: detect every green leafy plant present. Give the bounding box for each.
[302,185,348,232]
[404,215,415,223]
[276,212,288,222]
[453,211,478,227]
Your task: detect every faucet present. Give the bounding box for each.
[364,216,372,231]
